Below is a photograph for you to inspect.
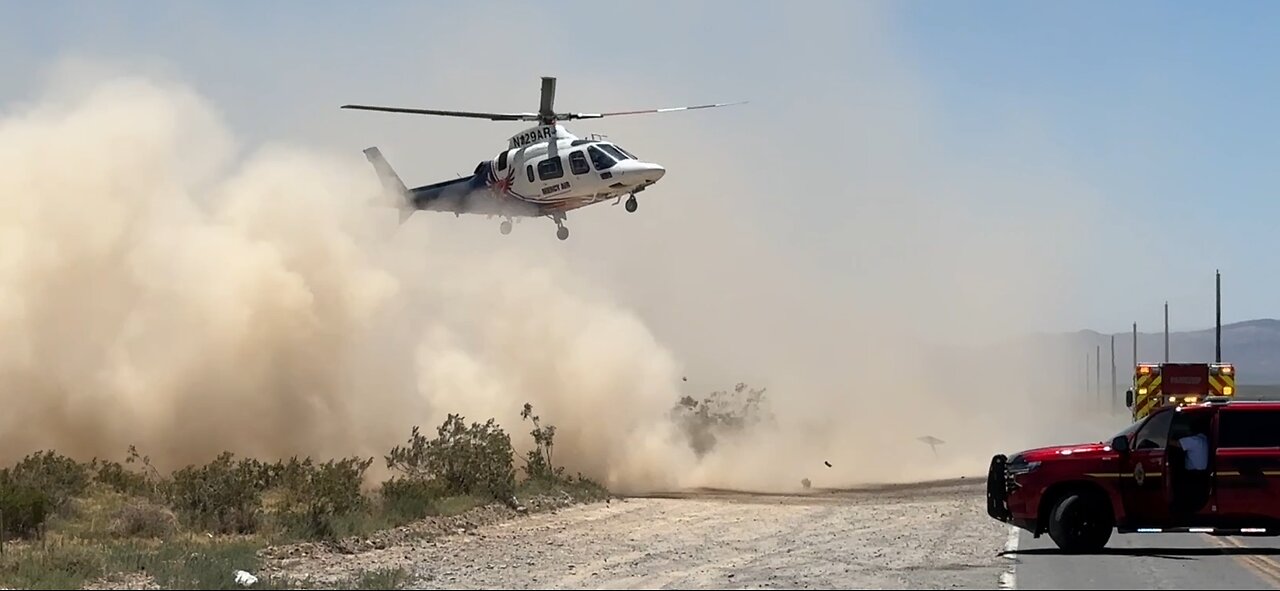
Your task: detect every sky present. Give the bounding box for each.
[889,1,1280,335]
[3,0,1279,338]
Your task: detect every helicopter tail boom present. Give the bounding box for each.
[362,147,415,224]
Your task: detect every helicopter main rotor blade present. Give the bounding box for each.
[341,104,539,122]
[539,76,557,123]
[564,100,747,120]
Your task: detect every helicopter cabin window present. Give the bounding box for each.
[537,156,564,181]
[613,145,639,160]
[588,145,616,170]
[569,150,589,175]
[600,144,630,161]
[526,165,534,183]
[497,149,509,171]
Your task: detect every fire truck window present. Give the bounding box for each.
[569,150,589,175]
[1134,410,1174,450]
[1218,410,1280,448]
[1170,412,1210,439]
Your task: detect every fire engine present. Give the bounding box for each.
[1126,362,1236,421]
[987,398,1280,553]
[1123,269,1237,422]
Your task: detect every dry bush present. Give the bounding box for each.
[0,450,91,539]
[378,477,443,523]
[671,382,774,457]
[166,452,268,535]
[268,456,375,540]
[98,445,167,500]
[109,499,178,539]
[0,484,48,539]
[90,460,151,498]
[0,402,601,551]
[3,450,90,511]
[519,403,564,482]
[386,414,516,500]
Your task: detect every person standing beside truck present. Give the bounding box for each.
[1168,412,1212,514]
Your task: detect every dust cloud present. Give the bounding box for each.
[0,73,690,492]
[0,68,1117,496]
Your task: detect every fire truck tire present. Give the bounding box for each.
[1048,491,1113,553]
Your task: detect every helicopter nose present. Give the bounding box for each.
[637,162,665,184]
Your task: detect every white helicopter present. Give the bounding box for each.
[343,76,743,240]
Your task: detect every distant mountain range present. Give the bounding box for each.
[1041,319,1280,385]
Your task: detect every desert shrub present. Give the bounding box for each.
[2,450,90,511]
[384,426,432,482]
[167,452,269,534]
[90,460,150,498]
[271,456,375,540]
[671,382,773,457]
[109,498,178,538]
[348,567,409,590]
[306,457,373,517]
[0,483,49,539]
[386,414,515,500]
[260,456,310,492]
[520,403,564,482]
[378,477,440,523]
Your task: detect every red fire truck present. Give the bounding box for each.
[987,398,1280,552]
[1127,362,1236,421]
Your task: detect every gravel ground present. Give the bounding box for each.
[265,479,1010,589]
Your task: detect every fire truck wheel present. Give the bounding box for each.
[1048,491,1113,553]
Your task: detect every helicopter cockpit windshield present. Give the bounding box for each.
[600,143,637,160]
[587,145,615,170]
[586,143,640,171]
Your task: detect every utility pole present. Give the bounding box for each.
[1130,321,1139,414]
[1064,345,1075,396]
[1216,269,1222,363]
[1162,301,1172,363]
[1111,334,1117,414]
[1132,321,1139,407]
[1085,353,1091,400]
[1096,344,1101,409]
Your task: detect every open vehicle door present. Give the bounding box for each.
[1121,409,1174,526]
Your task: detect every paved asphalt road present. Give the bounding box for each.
[1005,526,1280,589]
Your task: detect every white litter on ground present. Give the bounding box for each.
[234,570,258,586]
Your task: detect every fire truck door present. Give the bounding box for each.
[1213,408,1280,520]
[1122,410,1174,525]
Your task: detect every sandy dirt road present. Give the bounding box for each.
[410,480,1008,589]
[271,479,1011,589]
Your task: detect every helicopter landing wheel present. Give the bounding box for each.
[500,220,512,235]
[625,195,638,213]
[556,225,569,241]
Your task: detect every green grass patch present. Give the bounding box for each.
[0,536,270,590]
